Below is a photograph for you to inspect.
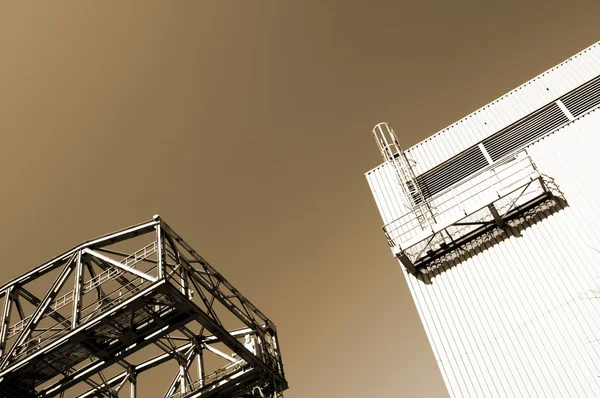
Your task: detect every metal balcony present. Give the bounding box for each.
[383,152,566,277]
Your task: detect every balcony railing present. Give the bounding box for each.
[383,151,563,274]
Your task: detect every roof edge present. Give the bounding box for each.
[406,39,600,152]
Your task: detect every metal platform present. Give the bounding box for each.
[382,152,566,277]
[0,216,287,397]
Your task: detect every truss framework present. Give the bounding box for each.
[0,216,287,397]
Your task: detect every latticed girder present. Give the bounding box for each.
[0,216,287,398]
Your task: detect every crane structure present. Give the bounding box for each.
[0,215,287,398]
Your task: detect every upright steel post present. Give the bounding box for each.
[0,287,13,358]
[71,251,84,329]
[179,363,187,394]
[180,266,190,298]
[128,366,136,398]
[155,215,164,280]
[197,348,204,389]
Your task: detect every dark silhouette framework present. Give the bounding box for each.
[0,215,287,397]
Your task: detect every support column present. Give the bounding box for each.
[488,203,506,229]
[0,287,13,357]
[179,364,187,394]
[155,215,165,280]
[196,348,204,389]
[180,263,190,299]
[128,366,137,398]
[72,251,84,329]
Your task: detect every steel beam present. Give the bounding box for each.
[84,249,157,283]
[156,217,165,280]
[72,251,84,329]
[0,287,13,357]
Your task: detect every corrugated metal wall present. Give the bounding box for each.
[405,109,600,397]
[366,41,600,397]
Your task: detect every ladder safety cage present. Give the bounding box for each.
[372,122,437,231]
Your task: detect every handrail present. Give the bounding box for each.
[382,153,540,248]
[165,359,249,398]
[7,241,157,339]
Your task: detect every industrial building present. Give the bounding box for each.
[366,40,600,397]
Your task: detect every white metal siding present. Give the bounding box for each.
[366,42,600,397]
[405,110,600,397]
[365,162,406,226]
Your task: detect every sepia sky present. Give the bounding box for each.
[1,1,599,397]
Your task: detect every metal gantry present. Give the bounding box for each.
[0,215,287,398]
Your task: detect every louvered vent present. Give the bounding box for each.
[482,103,568,162]
[561,75,600,117]
[417,146,488,199]
[412,73,600,202]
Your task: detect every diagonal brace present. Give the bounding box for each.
[84,249,157,284]
[0,253,77,368]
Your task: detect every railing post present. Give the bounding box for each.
[155,215,164,280]
[197,347,204,389]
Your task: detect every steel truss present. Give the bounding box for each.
[0,216,287,397]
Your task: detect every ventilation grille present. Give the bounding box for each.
[482,103,569,162]
[561,75,600,117]
[412,73,600,201]
[417,147,488,199]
